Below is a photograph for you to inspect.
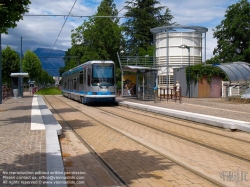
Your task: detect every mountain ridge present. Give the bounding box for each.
[33,48,65,77]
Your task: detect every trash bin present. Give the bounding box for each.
[13,89,18,98]
[154,86,158,103]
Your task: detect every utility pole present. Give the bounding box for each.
[0,34,2,104]
[20,37,23,97]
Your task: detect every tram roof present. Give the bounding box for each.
[62,60,115,76]
[122,66,158,73]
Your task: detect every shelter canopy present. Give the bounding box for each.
[214,62,250,84]
[122,65,158,73]
[10,73,29,78]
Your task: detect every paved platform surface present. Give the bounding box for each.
[56,95,250,187]
[0,92,65,187]
[117,96,250,123]
[0,92,47,186]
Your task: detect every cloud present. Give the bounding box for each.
[1,0,239,60]
[161,0,239,59]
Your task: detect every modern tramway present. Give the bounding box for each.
[61,60,116,105]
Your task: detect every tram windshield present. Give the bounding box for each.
[92,63,115,86]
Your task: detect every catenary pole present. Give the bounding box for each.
[20,37,23,97]
[0,33,2,104]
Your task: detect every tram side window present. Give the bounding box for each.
[73,78,77,90]
[87,68,91,86]
[70,76,73,90]
[79,71,83,84]
[67,78,69,90]
[83,69,86,85]
[64,78,66,89]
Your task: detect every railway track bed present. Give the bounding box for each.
[44,95,250,187]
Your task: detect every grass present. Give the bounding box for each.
[36,87,62,95]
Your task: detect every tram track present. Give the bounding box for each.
[44,95,221,187]
[43,96,127,187]
[95,105,250,163]
[114,105,250,144]
[44,95,250,186]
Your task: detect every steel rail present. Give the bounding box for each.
[48,95,224,187]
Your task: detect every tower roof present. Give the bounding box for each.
[150,25,208,34]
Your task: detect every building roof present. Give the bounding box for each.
[150,25,208,34]
[122,66,158,73]
[214,62,250,84]
[10,73,29,77]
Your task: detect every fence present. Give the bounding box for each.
[1,87,12,101]
[159,87,182,103]
[119,55,155,67]
[221,81,249,97]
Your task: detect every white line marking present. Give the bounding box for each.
[31,96,45,130]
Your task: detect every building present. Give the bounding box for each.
[150,26,208,90]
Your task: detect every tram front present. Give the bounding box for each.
[90,61,116,103]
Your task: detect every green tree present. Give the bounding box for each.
[0,0,31,33]
[70,0,123,67]
[1,46,20,86]
[22,50,42,82]
[40,70,54,86]
[122,0,175,55]
[205,55,220,64]
[59,48,79,75]
[187,64,227,83]
[213,0,250,63]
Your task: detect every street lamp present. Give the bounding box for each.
[145,54,149,66]
[116,49,125,96]
[179,44,191,98]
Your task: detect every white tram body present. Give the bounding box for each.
[61,60,116,104]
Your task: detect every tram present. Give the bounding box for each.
[61,60,116,104]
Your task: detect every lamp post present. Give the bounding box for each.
[179,44,191,98]
[145,54,149,66]
[117,50,124,96]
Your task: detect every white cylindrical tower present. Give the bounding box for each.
[156,32,202,67]
[151,26,208,89]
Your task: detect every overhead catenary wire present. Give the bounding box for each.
[48,0,78,57]
[26,1,133,58]
[50,0,73,16]
[23,15,129,18]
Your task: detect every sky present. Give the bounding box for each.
[1,0,240,60]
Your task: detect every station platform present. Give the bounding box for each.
[0,92,66,187]
[117,97,250,132]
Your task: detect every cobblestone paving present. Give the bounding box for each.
[0,93,47,187]
[101,106,250,160]
[47,96,218,187]
[56,95,250,187]
[96,106,250,187]
[55,115,122,187]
